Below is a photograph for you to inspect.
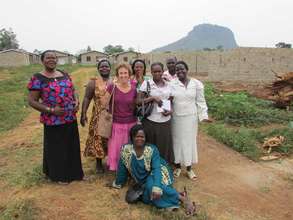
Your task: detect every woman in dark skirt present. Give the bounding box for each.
[27,50,84,184]
[137,62,174,164]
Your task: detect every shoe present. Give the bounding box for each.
[186,170,197,181]
[173,168,181,178]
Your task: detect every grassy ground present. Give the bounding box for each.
[0,64,85,134]
[203,83,293,160]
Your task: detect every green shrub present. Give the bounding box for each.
[204,123,261,160]
[204,83,293,127]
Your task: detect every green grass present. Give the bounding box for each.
[203,123,262,161]
[0,64,83,134]
[205,83,293,127]
[202,83,293,160]
[0,199,38,220]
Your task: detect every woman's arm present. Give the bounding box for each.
[80,80,95,127]
[113,157,128,188]
[150,146,163,200]
[28,91,65,116]
[195,81,209,122]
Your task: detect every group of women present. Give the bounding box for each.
[27,50,211,214]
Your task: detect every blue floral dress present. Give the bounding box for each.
[114,144,179,209]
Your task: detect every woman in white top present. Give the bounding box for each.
[171,61,212,180]
[138,62,174,164]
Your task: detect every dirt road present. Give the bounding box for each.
[0,67,292,220]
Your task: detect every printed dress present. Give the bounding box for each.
[27,71,84,182]
[114,144,179,209]
[84,77,111,159]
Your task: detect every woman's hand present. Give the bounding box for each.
[162,110,172,116]
[152,97,163,107]
[80,114,88,127]
[73,100,80,113]
[52,106,65,116]
[201,118,213,123]
[151,191,161,200]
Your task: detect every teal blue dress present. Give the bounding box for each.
[114,144,180,209]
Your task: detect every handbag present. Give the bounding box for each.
[97,85,115,138]
[135,80,154,119]
[125,183,144,204]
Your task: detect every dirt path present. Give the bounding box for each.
[0,67,292,220]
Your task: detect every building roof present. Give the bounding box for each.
[111,51,140,57]
[0,49,39,56]
[79,50,108,56]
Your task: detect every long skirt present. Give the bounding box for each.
[172,114,198,166]
[142,119,174,164]
[107,121,136,171]
[43,121,84,182]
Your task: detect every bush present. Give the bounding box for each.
[204,123,261,161]
[204,83,293,127]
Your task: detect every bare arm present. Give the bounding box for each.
[136,91,156,105]
[28,90,49,113]
[80,80,95,126]
[28,91,65,116]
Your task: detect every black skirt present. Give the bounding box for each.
[43,121,84,182]
[142,119,174,164]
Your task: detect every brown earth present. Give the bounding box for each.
[0,68,292,220]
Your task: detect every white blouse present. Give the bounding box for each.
[139,79,172,123]
[171,78,208,121]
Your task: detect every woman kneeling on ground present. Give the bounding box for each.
[111,124,196,215]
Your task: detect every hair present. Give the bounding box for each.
[115,63,132,77]
[129,124,145,143]
[131,59,146,76]
[166,56,177,62]
[175,60,189,71]
[151,62,164,71]
[41,50,56,61]
[97,59,111,69]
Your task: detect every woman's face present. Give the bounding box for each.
[42,52,57,70]
[133,61,144,76]
[175,63,188,81]
[151,65,163,82]
[98,61,111,77]
[133,130,145,147]
[117,67,130,84]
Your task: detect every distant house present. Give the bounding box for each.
[80,51,108,65]
[0,49,40,67]
[110,51,141,65]
[53,50,76,65]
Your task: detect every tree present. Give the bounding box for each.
[0,28,19,51]
[127,47,135,52]
[216,45,224,51]
[103,44,124,54]
[87,45,92,52]
[275,42,292,48]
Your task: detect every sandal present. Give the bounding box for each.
[182,187,197,216]
[173,168,181,178]
[185,201,197,216]
[186,170,197,181]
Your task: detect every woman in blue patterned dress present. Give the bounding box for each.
[112,124,196,214]
[27,50,84,184]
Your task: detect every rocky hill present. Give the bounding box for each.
[153,23,238,52]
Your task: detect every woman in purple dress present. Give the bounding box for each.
[107,63,137,171]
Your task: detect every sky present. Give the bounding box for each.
[1,0,292,54]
